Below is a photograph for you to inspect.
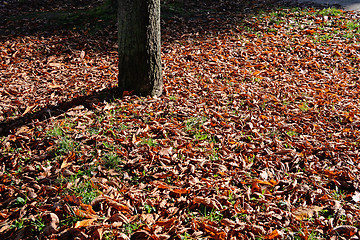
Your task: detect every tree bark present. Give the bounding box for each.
[117,0,163,97]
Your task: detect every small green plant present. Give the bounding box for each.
[11,219,24,230]
[31,217,46,233]
[184,116,207,133]
[140,138,158,147]
[57,137,77,154]
[247,154,255,163]
[228,191,236,205]
[268,28,277,33]
[299,102,309,112]
[87,127,101,135]
[286,130,298,137]
[11,196,27,207]
[331,189,346,201]
[209,148,219,161]
[46,125,64,137]
[102,153,123,170]
[234,213,248,222]
[318,7,344,17]
[143,203,156,214]
[346,20,360,31]
[123,222,140,235]
[199,205,223,222]
[165,176,172,184]
[60,213,84,227]
[59,175,101,204]
[103,230,116,240]
[72,180,100,204]
[180,232,191,240]
[194,132,209,141]
[116,123,128,131]
[102,141,116,150]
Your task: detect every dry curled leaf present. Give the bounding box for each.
[43,213,59,235]
[331,225,357,236]
[156,217,177,229]
[193,197,222,210]
[293,205,326,221]
[263,229,282,239]
[74,218,97,228]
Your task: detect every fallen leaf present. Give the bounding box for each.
[293,205,326,220]
[193,197,222,210]
[156,217,177,229]
[74,218,97,228]
[263,229,282,239]
[22,105,36,116]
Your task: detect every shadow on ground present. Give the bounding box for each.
[0,87,120,136]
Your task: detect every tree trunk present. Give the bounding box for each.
[117,0,163,97]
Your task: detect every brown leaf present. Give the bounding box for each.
[109,213,129,224]
[64,195,82,206]
[75,208,98,219]
[26,187,37,199]
[90,227,104,240]
[106,199,131,213]
[48,62,63,67]
[43,213,59,235]
[331,225,357,236]
[21,105,36,116]
[195,220,226,240]
[140,213,156,225]
[293,205,326,221]
[61,152,76,169]
[158,146,173,156]
[193,197,222,210]
[156,217,177,229]
[220,218,236,228]
[171,188,190,195]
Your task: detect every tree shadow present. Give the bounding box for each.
[0,0,117,37]
[0,86,120,136]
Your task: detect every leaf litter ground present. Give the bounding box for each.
[1,0,360,239]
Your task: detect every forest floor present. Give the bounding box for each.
[1,0,360,239]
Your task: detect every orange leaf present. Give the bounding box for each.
[80,203,97,215]
[263,229,281,239]
[64,195,82,205]
[156,217,177,229]
[75,208,98,219]
[234,199,241,213]
[303,29,316,34]
[196,221,226,240]
[74,218,97,228]
[152,180,171,190]
[253,179,275,186]
[97,65,109,70]
[171,188,189,195]
[106,199,131,213]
